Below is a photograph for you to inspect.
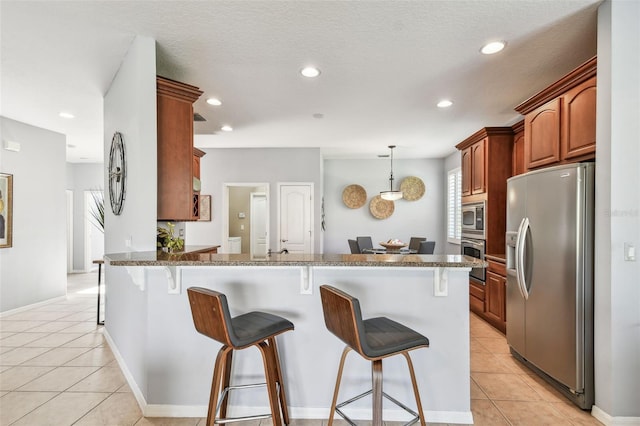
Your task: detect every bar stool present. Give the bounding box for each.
[187,287,294,426]
[319,285,429,426]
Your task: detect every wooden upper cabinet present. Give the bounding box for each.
[516,56,596,171]
[471,138,486,195]
[460,138,486,197]
[157,76,203,221]
[524,98,561,170]
[461,147,472,196]
[562,76,597,160]
[512,120,525,176]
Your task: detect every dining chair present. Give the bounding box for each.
[418,241,436,254]
[356,236,374,252]
[348,239,361,254]
[408,237,426,252]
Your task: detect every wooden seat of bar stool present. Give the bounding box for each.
[319,285,429,426]
[187,287,294,426]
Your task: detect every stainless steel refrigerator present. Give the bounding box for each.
[505,162,594,409]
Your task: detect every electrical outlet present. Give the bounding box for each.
[125,236,132,247]
[179,229,184,237]
[624,242,636,261]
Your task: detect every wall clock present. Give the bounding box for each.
[108,132,126,215]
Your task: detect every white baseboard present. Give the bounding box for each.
[0,295,67,318]
[102,329,151,416]
[103,332,473,424]
[592,405,640,426]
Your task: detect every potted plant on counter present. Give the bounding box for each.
[157,222,184,253]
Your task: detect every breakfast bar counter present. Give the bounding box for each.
[103,252,482,424]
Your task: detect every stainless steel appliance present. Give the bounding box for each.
[461,201,485,239]
[461,238,485,283]
[505,163,594,409]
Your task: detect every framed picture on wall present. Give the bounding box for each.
[0,173,13,248]
[199,195,211,222]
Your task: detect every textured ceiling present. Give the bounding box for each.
[0,0,600,162]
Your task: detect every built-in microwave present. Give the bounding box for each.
[461,201,485,239]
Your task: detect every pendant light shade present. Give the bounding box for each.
[380,145,403,201]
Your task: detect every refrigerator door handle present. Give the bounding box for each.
[516,217,530,300]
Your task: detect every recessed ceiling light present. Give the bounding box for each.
[437,100,453,108]
[300,66,321,78]
[480,41,506,55]
[221,125,233,132]
[206,98,222,106]
[59,112,75,119]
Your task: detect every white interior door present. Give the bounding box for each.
[250,192,268,257]
[279,183,313,254]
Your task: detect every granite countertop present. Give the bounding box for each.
[106,251,486,268]
[485,253,506,263]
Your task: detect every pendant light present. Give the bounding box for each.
[380,145,403,201]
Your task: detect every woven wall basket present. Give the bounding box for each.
[400,176,425,201]
[369,195,394,219]
[342,184,367,209]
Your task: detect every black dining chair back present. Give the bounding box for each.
[348,239,361,254]
[356,236,373,252]
[408,237,426,252]
[418,241,436,254]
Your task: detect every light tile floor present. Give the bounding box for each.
[0,272,602,425]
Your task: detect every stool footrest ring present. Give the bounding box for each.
[214,382,282,424]
[335,389,420,426]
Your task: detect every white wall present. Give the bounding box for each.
[594,0,640,420]
[322,158,444,254]
[186,147,322,253]
[103,35,157,400]
[66,162,103,271]
[103,36,157,255]
[0,117,67,312]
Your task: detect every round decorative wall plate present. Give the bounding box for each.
[342,184,367,209]
[108,132,126,215]
[369,195,394,219]
[401,176,425,201]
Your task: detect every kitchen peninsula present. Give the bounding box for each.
[103,252,484,424]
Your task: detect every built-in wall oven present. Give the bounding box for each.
[461,237,486,283]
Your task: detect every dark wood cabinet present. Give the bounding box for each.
[562,77,597,161]
[457,129,513,328]
[460,139,486,197]
[461,147,472,196]
[524,97,561,169]
[456,128,513,254]
[485,257,507,333]
[157,76,203,221]
[516,56,596,171]
[471,139,486,195]
[469,281,485,316]
[512,120,525,176]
